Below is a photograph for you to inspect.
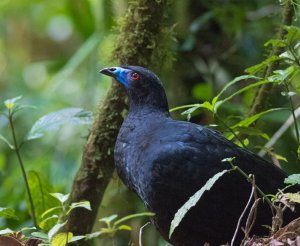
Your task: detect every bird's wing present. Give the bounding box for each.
[145,120,287,203]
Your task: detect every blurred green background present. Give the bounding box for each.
[0,0,299,245]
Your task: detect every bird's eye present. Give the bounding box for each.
[131,72,140,81]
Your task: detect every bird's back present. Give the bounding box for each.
[115,112,297,245]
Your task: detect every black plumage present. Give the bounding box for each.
[99,66,299,245]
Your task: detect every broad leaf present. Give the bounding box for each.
[284,174,300,185]
[48,221,67,241]
[231,108,284,129]
[50,193,70,204]
[226,126,269,141]
[286,193,300,204]
[99,214,118,226]
[169,170,228,239]
[27,171,60,227]
[67,201,91,214]
[264,39,286,48]
[51,232,73,246]
[268,66,296,84]
[0,228,14,235]
[245,56,282,75]
[39,215,59,230]
[69,235,85,242]
[85,231,104,239]
[0,207,19,220]
[41,206,62,219]
[117,225,132,231]
[26,108,93,141]
[31,231,49,240]
[285,26,300,43]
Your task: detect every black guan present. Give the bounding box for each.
[99,66,300,245]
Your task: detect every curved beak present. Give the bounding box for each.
[99,66,130,87]
[99,67,118,78]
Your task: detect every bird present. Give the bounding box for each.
[99,65,299,245]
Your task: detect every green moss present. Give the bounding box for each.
[112,0,172,71]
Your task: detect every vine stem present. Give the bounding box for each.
[215,114,247,148]
[8,112,38,228]
[227,159,273,209]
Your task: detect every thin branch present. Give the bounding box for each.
[8,114,37,228]
[139,222,150,246]
[231,178,255,246]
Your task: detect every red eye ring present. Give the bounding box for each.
[131,72,140,81]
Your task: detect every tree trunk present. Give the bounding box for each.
[63,0,169,242]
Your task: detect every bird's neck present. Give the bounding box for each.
[128,89,170,115]
[128,103,170,118]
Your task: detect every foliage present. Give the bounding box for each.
[169,13,300,242]
[1,0,300,245]
[86,212,154,240]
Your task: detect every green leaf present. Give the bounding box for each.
[48,221,67,241]
[26,108,93,141]
[0,228,14,235]
[245,56,282,75]
[67,201,91,214]
[264,39,286,48]
[117,225,132,231]
[114,212,155,226]
[39,215,59,230]
[27,171,60,227]
[169,170,228,239]
[0,134,14,149]
[50,193,70,204]
[231,108,284,129]
[99,214,118,226]
[285,26,300,43]
[221,79,273,105]
[41,206,62,219]
[85,231,103,239]
[169,104,202,113]
[4,96,22,109]
[31,231,49,240]
[181,101,214,118]
[286,193,300,204]
[0,207,19,220]
[272,153,288,163]
[216,75,259,99]
[226,127,269,141]
[268,66,295,83]
[243,138,249,146]
[284,174,300,185]
[281,91,297,97]
[51,232,73,246]
[69,235,85,242]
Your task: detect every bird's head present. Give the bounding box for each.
[99,65,169,112]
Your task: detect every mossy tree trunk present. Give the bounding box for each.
[63,0,169,241]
